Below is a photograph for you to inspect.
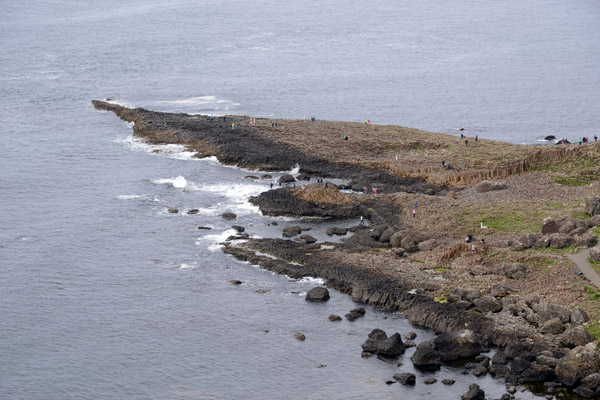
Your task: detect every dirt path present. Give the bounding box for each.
[567,249,600,290]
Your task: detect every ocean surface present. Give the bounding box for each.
[2,1,599,399]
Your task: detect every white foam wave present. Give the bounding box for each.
[115,135,198,160]
[105,98,135,109]
[154,96,240,109]
[152,175,188,189]
[289,164,300,175]
[298,276,326,285]
[175,263,198,270]
[196,229,237,251]
[116,194,144,200]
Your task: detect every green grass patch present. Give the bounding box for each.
[434,294,448,304]
[584,285,600,301]
[531,153,600,186]
[571,210,591,220]
[589,258,600,275]
[585,324,600,344]
[434,267,451,273]
[535,244,576,254]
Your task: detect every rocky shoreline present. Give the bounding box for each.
[95,100,600,399]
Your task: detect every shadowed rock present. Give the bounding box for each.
[305,287,330,302]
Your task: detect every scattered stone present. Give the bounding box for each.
[187,209,199,215]
[472,364,487,377]
[222,212,237,220]
[296,173,311,181]
[317,364,327,368]
[294,332,306,341]
[361,352,373,359]
[532,301,570,324]
[305,287,330,302]
[548,233,574,249]
[271,221,278,226]
[231,225,245,233]
[461,383,485,400]
[168,208,179,214]
[393,373,416,385]
[385,380,395,385]
[345,307,366,321]
[520,363,556,383]
[424,378,437,384]
[491,283,509,297]
[500,394,510,400]
[506,386,517,394]
[442,379,455,385]
[404,340,416,348]
[393,248,405,257]
[256,288,270,294]
[405,332,417,340]
[328,314,342,322]
[283,226,302,237]
[228,280,242,285]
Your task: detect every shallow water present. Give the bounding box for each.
[3,0,597,398]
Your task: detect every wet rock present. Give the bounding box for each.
[424,378,437,384]
[405,331,417,340]
[571,308,590,325]
[393,372,416,385]
[404,340,416,348]
[222,212,237,220]
[228,280,242,285]
[345,307,366,321]
[410,344,441,368]
[361,329,387,353]
[493,262,526,279]
[541,217,559,234]
[539,317,565,334]
[197,226,212,230]
[377,333,406,356]
[555,343,600,387]
[168,208,179,213]
[299,234,317,244]
[489,364,511,379]
[472,364,488,377]
[474,295,503,313]
[305,287,330,302]
[434,331,482,362]
[328,314,342,322]
[585,197,600,216]
[442,379,455,385]
[574,373,600,399]
[187,209,199,214]
[294,332,306,341]
[385,380,395,385]
[559,326,594,348]
[461,383,485,400]
[296,173,311,181]
[283,226,302,237]
[499,395,511,400]
[520,363,556,383]
[232,225,245,233]
[326,227,348,236]
[260,174,272,180]
[271,221,278,225]
[536,355,559,368]
[244,175,259,180]
[506,386,517,394]
[278,174,296,184]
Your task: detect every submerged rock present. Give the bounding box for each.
[376,333,406,356]
[222,212,237,220]
[283,226,302,237]
[393,372,416,385]
[294,332,306,341]
[328,314,342,322]
[345,307,366,321]
[461,384,485,400]
[305,287,330,302]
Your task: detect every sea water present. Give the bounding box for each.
[3,1,599,399]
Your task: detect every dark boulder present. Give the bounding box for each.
[278,174,296,184]
[305,287,330,302]
[410,343,441,368]
[168,208,179,214]
[461,384,485,400]
[544,135,556,141]
[244,175,259,180]
[294,332,306,341]
[377,333,406,356]
[442,379,455,385]
[404,331,417,340]
[434,331,482,362]
[378,227,396,243]
[532,301,570,324]
[328,314,342,322]
[559,326,594,348]
[222,212,237,220]
[187,209,199,215]
[299,234,317,244]
[393,373,416,385]
[574,373,600,399]
[345,307,366,321]
[368,224,389,240]
[228,280,242,285]
[424,378,437,384]
[296,173,311,181]
[283,226,302,237]
[361,329,388,353]
[548,233,574,249]
[541,217,559,234]
[231,225,245,233]
[489,364,511,379]
[520,363,555,383]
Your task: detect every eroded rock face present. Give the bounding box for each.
[585,197,600,216]
[305,287,330,302]
[556,343,600,387]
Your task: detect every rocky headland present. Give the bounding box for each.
[94,99,600,398]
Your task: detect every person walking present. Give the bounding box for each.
[595,134,598,142]
[412,209,416,218]
[465,139,469,147]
